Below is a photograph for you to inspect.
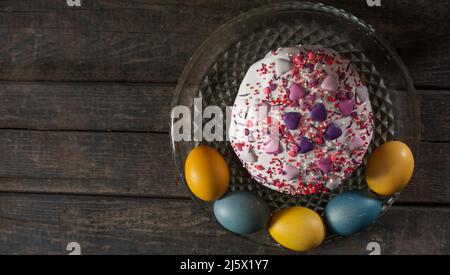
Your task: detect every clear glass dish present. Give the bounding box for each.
[171,2,420,249]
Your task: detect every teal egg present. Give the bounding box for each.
[325,191,382,236]
[213,191,270,235]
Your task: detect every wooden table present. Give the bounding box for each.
[0,0,448,255]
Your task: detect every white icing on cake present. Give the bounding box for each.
[229,46,374,195]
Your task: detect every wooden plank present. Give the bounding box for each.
[0,0,448,87]
[0,129,447,204]
[0,130,183,197]
[418,90,450,142]
[0,82,173,132]
[400,142,450,204]
[0,83,448,142]
[0,193,447,254]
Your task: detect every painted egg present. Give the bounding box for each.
[366,141,414,195]
[325,191,382,236]
[184,145,229,202]
[269,206,325,251]
[213,191,270,235]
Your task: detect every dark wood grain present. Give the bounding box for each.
[0,129,447,204]
[0,193,447,255]
[0,83,448,142]
[0,82,173,132]
[418,90,450,142]
[0,0,448,255]
[0,130,181,197]
[0,0,448,87]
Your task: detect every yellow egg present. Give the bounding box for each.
[366,141,414,196]
[184,145,229,202]
[268,206,325,251]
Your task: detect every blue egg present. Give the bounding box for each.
[213,191,270,235]
[325,191,382,236]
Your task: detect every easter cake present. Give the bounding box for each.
[229,46,374,195]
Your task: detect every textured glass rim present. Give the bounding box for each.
[170,2,420,250]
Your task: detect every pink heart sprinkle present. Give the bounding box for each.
[289,83,307,101]
[283,165,300,181]
[349,134,364,151]
[264,138,280,154]
[321,75,339,93]
[318,157,333,174]
[338,99,354,117]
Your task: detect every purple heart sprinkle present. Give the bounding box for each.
[325,123,342,140]
[310,103,327,122]
[298,137,314,154]
[283,112,301,130]
[269,83,278,91]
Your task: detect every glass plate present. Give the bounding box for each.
[170,2,420,248]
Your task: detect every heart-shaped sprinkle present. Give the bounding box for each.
[326,177,341,190]
[356,85,369,102]
[283,165,300,181]
[310,103,327,122]
[264,137,280,154]
[318,157,333,174]
[306,94,316,102]
[298,137,314,154]
[275,59,293,76]
[283,112,301,130]
[241,148,257,163]
[349,134,364,151]
[269,83,278,91]
[338,99,354,117]
[289,83,307,101]
[321,75,339,93]
[325,123,342,140]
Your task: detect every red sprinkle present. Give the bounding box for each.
[327,96,336,102]
[326,56,334,65]
[255,165,265,170]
